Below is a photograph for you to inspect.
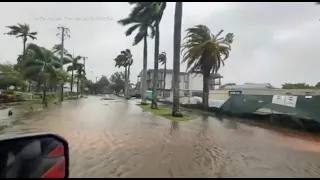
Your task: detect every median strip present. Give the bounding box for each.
[137,104,190,122]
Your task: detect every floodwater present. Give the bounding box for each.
[1,96,320,178]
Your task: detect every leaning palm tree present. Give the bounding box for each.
[66,54,82,93]
[128,2,166,109]
[23,44,61,104]
[181,25,234,108]
[172,2,183,117]
[4,23,37,61]
[52,44,69,56]
[114,49,133,99]
[158,52,167,94]
[118,13,155,105]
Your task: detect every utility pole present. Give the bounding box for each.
[57,25,70,102]
[81,57,88,96]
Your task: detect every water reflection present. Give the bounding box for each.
[223,119,239,130]
[170,121,179,135]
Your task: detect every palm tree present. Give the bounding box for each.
[75,64,85,98]
[52,44,69,56]
[172,2,183,117]
[121,49,133,99]
[4,23,37,61]
[66,54,82,93]
[181,25,234,108]
[118,13,155,105]
[24,44,61,104]
[127,2,166,109]
[158,52,167,96]
[114,49,133,98]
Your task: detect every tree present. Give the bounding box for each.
[114,49,133,99]
[75,64,85,97]
[172,2,183,117]
[66,54,82,93]
[54,69,71,90]
[158,52,167,93]
[52,44,69,56]
[4,23,37,63]
[282,83,313,89]
[118,7,155,105]
[128,2,167,109]
[0,62,27,90]
[95,76,110,94]
[182,25,234,108]
[24,43,62,104]
[109,72,125,94]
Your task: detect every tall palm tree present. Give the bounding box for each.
[114,49,133,98]
[121,49,133,99]
[158,52,167,95]
[5,23,38,91]
[24,44,61,104]
[181,25,234,108]
[118,13,155,105]
[75,64,85,98]
[66,54,82,93]
[172,2,183,117]
[128,2,166,109]
[4,23,37,62]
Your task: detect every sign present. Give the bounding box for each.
[284,95,298,108]
[272,95,297,108]
[228,90,242,95]
[272,95,285,106]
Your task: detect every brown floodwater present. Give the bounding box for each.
[1,96,320,178]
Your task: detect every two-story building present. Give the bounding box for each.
[137,69,223,98]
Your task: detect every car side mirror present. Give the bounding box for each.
[0,132,69,178]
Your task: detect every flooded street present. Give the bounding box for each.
[1,96,320,178]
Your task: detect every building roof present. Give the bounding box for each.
[222,83,278,90]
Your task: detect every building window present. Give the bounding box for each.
[184,82,189,89]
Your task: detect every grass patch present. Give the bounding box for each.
[137,104,190,122]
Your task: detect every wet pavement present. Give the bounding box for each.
[1,96,320,178]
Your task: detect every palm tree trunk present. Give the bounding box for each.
[124,67,128,98]
[70,70,74,93]
[163,61,167,96]
[141,36,148,105]
[127,65,131,99]
[203,69,210,109]
[23,37,27,61]
[151,20,160,109]
[172,2,183,116]
[22,37,31,92]
[76,76,79,98]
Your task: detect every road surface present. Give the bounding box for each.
[1,96,320,178]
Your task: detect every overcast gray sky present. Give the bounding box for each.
[0,2,319,87]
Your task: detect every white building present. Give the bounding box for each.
[137,69,223,98]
